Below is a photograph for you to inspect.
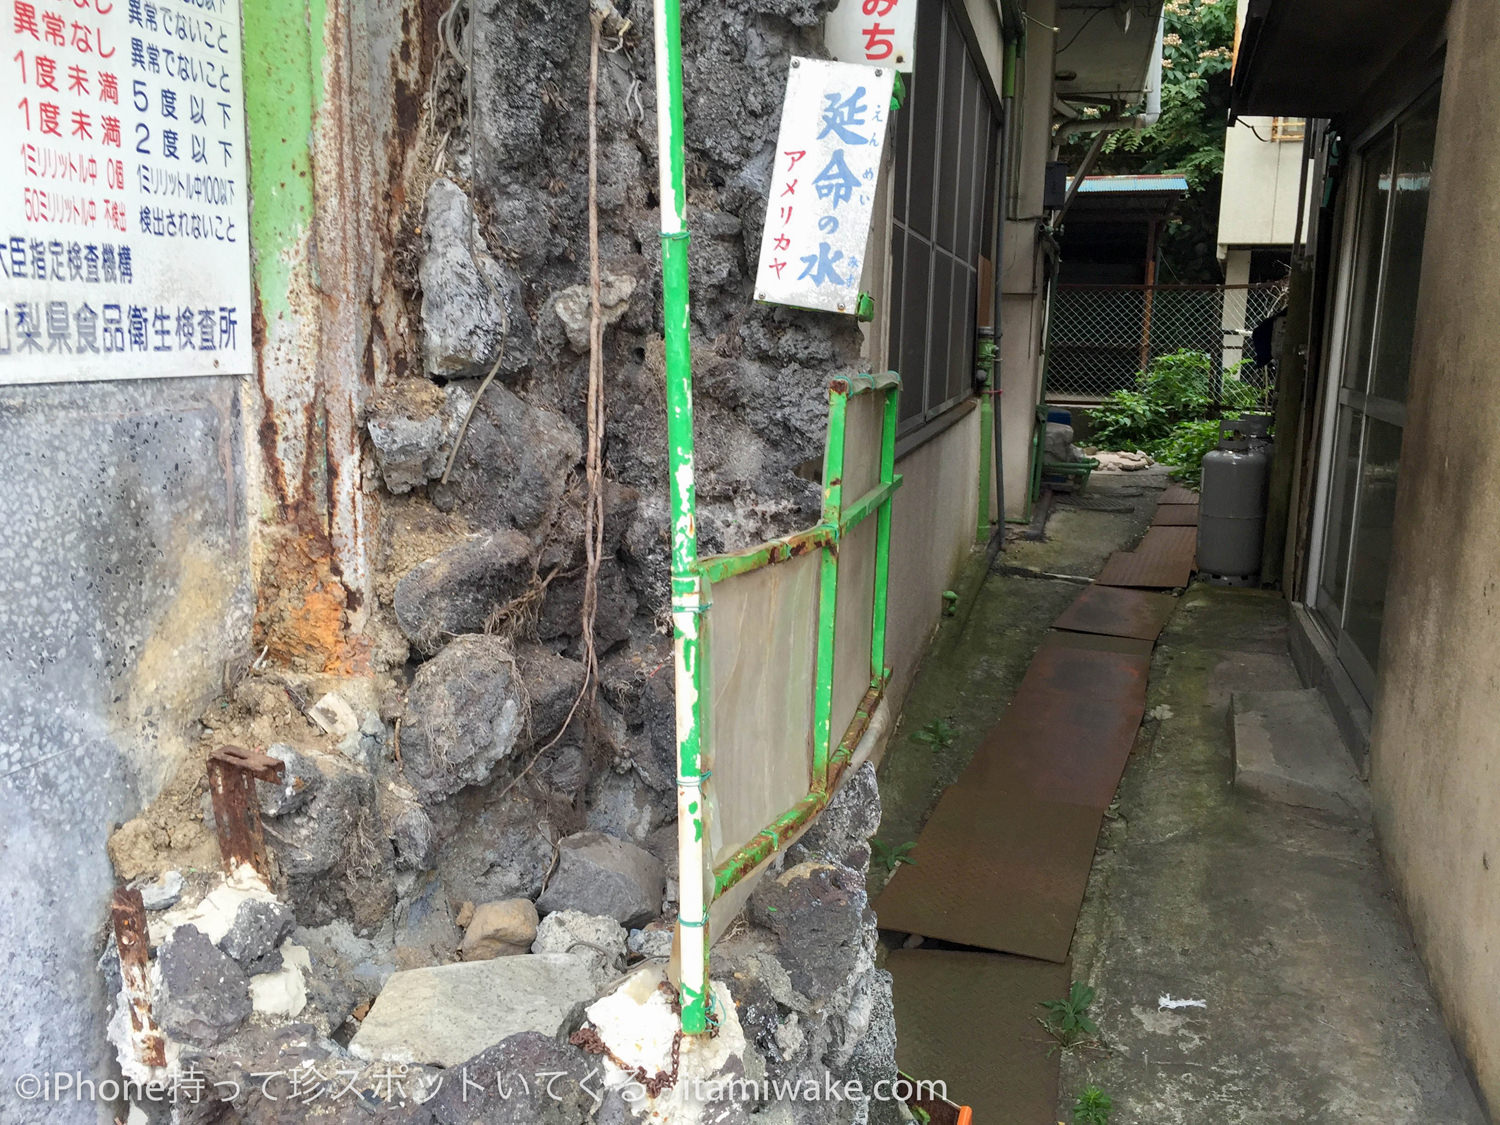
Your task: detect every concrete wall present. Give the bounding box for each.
[0,378,252,1124]
[0,0,429,1114]
[1217,116,1307,254]
[1366,0,1500,1111]
[999,0,1057,518]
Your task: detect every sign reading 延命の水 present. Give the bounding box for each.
[824,0,916,72]
[0,0,253,385]
[753,57,894,316]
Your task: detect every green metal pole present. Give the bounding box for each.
[813,386,848,792]
[976,330,997,543]
[871,383,898,683]
[653,0,710,1035]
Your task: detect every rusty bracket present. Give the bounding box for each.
[207,744,285,880]
[111,887,166,1069]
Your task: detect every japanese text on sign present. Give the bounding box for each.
[824,0,915,72]
[754,58,893,315]
[1,0,252,384]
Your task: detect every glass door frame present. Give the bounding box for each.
[1304,83,1440,703]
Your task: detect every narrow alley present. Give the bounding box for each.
[876,470,1488,1122]
[3,0,1498,1122]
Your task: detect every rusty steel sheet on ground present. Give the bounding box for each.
[1096,525,1197,589]
[1053,585,1179,642]
[957,687,1147,811]
[875,785,1103,962]
[1152,503,1201,527]
[889,949,1067,1125]
[1160,482,1200,504]
[1020,629,1152,703]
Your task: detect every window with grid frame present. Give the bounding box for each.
[1270,116,1306,142]
[885,0,1001,433]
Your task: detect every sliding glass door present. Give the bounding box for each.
[1312,88,1439,700]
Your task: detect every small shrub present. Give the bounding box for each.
[1073,1084,1113,1125]
[1039,981,1101,1048]
[871,839,917,874]
[910,718,957,750]
[1147,418,1224,485]
[1085,350,1264,460]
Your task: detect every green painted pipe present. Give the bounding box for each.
[652,0,711,1035]
[976,331,998,543]
[812,386,849,789]
[871,382,899,682]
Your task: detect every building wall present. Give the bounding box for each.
[1367,0,1500,1110]
[1216,116,1307,255]
[999,0,1056,518]
[0,1,429,1113]
[0,377,252,1122]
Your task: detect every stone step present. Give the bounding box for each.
[1231,688,1371,819]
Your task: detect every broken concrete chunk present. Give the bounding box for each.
[134,870,183,912]
[535,832,665,928]
[399,634,526,803]
[258,744,321,819]
[348,954,597,1068]
[219,897,296,970]
[392,529,534,655]
[584,972,750,1120]
[249,943,311,1020]
[156,925,252,1046]
[308,691,360,738]
[366,380,469,494]
[550,272,638,353]
[627,923,673,961]
[532,910,627,986]
[420,178,534,380]
[461,898,539,961]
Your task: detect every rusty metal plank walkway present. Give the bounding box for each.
[1160,482,1199,504]
[1152,503,1200,527]
[877,486,1185,970]
[1096,525,1197,589]
[1053,584,1179,642]
[889,949,1066,1124]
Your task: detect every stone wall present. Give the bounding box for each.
[83,0,902,1120]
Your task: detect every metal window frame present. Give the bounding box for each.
[888,0,1002,434]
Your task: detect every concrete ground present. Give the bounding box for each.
[1062,587,1489,1124]
[875,469,1489,1124]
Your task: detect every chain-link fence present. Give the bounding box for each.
[1045,282,1286,403]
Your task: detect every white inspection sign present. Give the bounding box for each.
[753,57,894,316]
[824,0,916,72]
[0,0,252,385]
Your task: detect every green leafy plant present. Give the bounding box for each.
[910,718,957,751]
[1086,388,1173,451]
[1147,418,1223,485]
[1073,1084,1113,1125]
[1039,981,1101,1048]
[1086,351,1269,482]
[871,839,917,874]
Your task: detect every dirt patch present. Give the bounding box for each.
[108,676,343,882]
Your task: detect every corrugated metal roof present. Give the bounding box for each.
[1068,174,1190,194]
